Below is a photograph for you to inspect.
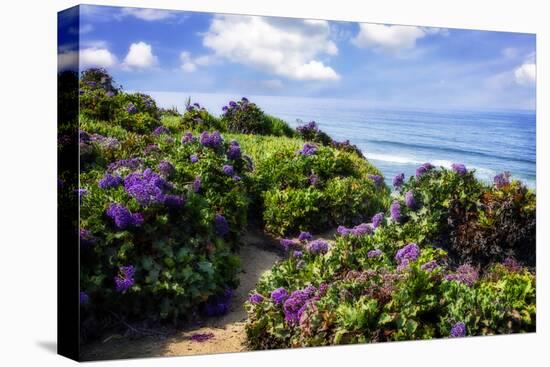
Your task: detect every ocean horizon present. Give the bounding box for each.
[145,91,536,189]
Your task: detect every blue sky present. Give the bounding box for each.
[59,5,536,110]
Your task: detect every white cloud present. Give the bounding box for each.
[351,24,444,54]
[515,63,536,86]
[120,8,174,21]
[501,47,518,59]
[80,47,118,68]
[123,42,158,69]
[202,15,340,81]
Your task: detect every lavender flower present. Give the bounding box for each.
[296,121,319,135]
[451,163,467,175]
[293,250,303,258]
[450,322,467,338]
[152,126,170,136]
[416,162,434,177]
[226,141,241,160]
[214,214,229,236]
[298,231,313,242]
[307,239,329,255]
[445,264,479,286]
[80,228,96,248]
[372,212,384,228]
[352,223,374,236]
[107,158,142,173]
[405,191,416,209]
[421,260,439,272]
[124,169,167,205]
[126,102,137,115]
[367,249,383,258]
[181,132,195,144]
[190,154,199,163]
[222,165,234,176]
[337,225,352,236]
[232,175,241,182]
[390,201,402,222]
[280,238,296,250]
[393,173,405,188]
[77,189,88,200]
[395,243,420,269]
[249,293,264,304]
[200,131,223,149]
[192,177,201,193]
[115,265,135,292]
[298,143,318,156]
[271,288,289,305]
[106,203,143,229]
[368,174,384,188]
[80,291,89,305]
[158,160,175,177]
[503,257,522,272]
[106,91,115,97]
[494,171,511,189]
[283,286,317,325]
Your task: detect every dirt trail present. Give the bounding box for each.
[81,231,283,360]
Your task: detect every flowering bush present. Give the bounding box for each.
[245,164,535,349]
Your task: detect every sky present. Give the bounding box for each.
[59,5,536,110]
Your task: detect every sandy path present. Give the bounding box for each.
[81,231,283,360]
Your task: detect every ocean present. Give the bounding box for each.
[147,91,536,189]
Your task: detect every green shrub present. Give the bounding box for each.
[182,101,226,132]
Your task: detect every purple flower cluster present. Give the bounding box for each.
[80,228,96,248]
[249,293,264,304]
[124,169,168,205]
[158,160,175,177]
[372,212,385,228]
[293,250,303,258]
[199,131,223,149]
[390,201,402,222]
[451,163,467,175]
[181,132,195,144]
[106,203,144,230]
[298,231,313,242]
[298,143,318,156]
[405,190,416,209]
[77,188,88,200]
[226,140,241,160]
[421,260,439,272]
[307,239,329,255]
[337,222,374,236]
[126,102,137,115]
[494,171,511,189]
[283,285,318,325]
[190,154,199,163]
[271,287,289,305]
[296,121,319,135]
[393,173,405,188]
[445,264,479,286]
[368,174,384,188]
[107,158,142,173]
[395,243,420,270]
[214,214,229,236]
[450,322,467,338]
[192,177,202,193]
[152,126,170,136]
[222,164,234,176]
[280,238,296,251]
[115,265,135,292]
[367,249,383,258]
[416,162,434,177]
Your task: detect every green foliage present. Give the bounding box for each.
[182,101,227,131]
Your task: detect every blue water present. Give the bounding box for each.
[147,91,536,189]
